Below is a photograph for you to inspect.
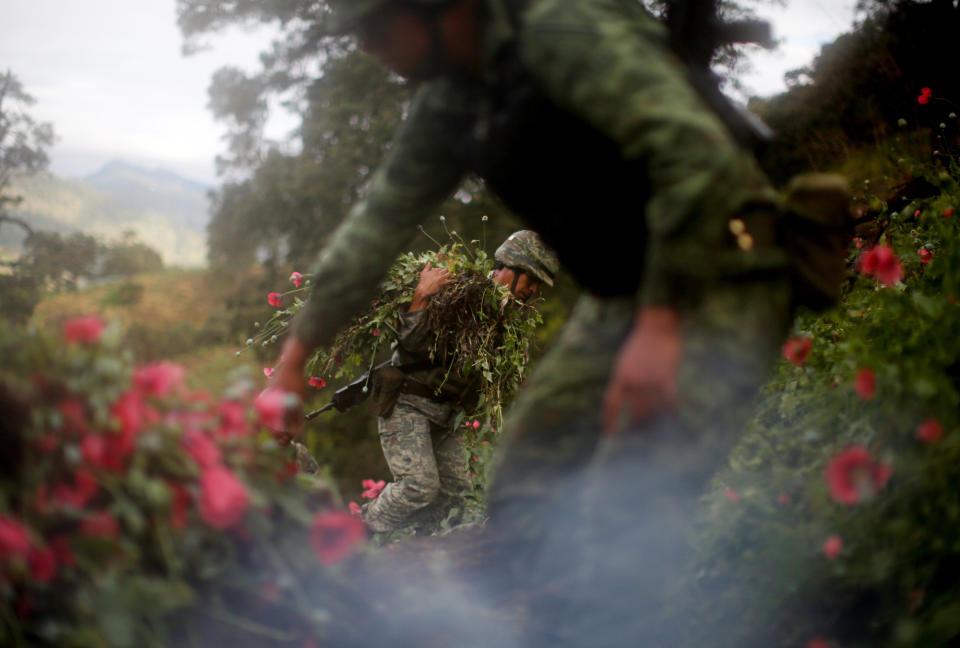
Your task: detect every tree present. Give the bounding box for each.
[0,69,55,238]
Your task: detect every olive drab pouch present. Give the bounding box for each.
[371,364,406,418]
[777,173,853,312]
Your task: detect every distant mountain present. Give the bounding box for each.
[1,162,212,267]
[82,160,211,231]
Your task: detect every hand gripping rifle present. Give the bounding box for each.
[304,360,392,421]
[665,0,776,151]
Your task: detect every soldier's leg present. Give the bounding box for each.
[551,275,794,646]
[485,295,634,556]
[362,396,442,533]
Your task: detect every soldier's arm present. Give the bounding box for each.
[289,78,474,352]
[270,79,474,423]
[516,0,776,307]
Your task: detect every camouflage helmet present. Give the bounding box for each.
[494,230,559,287]
[324,0,452,35]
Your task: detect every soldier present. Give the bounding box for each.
[267,0,848,642]
[362,230,557,534]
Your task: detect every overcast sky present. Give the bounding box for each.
[1,0,859,186]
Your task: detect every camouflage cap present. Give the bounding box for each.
[324,0,452,35]
[494,230,559,287]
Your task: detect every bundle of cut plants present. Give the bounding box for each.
[284,239,543,430]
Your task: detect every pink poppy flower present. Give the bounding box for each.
[918,249,934,265]
[217,400,248,437]
[822,535,843,561]
[309,377,326,389]
[472,419,480,429]
[62,314,105,344]
[361,479,386,500]
[80,511,120,540]
[782,336,813,366]
[310,511,367,565]
[132,362,185,397]
[0,516,31,562]
[859,245,903,286]
[268,292,283,307]
[183,430,222,469]
[263,367,275,379]
[28,546,57,583]
[825,445,892,505]
[290,272,304,288]
[855,368,876,400]
[348,501,362,515]
[724,488,740,502]
[199,466,250,529]
[916,418,944,444]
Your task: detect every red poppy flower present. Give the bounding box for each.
[372,328,380,337]
[0,516,31,562]
[855,368,876,400]
[133,362,185,397]
[918,249,934,265]
[309,510,367,566]
[57,398,89,435]
[724,488,740,502]
[267,292,283,307]
[80,511,120,540]
[825,445,892,505]
[859,245,903,286]
[309,377,326,389]
[199,466,250,529]
[290,272,304,288]
[28,546,57,583]
[53,470,99,509]
[472,419,481,429]
[822,535,843,561]
[918,94,929,104]
[808,638,831,648]
[62,315,105,344]
[943,207,955,218]
[777,493,791,507]
[783,336,813,366]
[916,418,944,444]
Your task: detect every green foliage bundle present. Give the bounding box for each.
[686,132,960,647]
[247,228,544,432]
[0,319,376,647]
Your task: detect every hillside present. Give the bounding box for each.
[2,163,210,267]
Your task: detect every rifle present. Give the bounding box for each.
[304,360,392,421]
[665,0,776,151]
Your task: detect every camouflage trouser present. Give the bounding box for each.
[362,393,471,533]
[486,274,793,645]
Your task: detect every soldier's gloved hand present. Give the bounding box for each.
[602,306,681,434]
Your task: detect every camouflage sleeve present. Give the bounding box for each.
[396,309,432,355]
[291,79,477,349]
[517,0,778,305]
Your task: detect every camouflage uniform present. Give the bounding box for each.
[294,0,837,641]
[361,309,473,533]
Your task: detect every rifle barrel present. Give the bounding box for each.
[304,402,336,421]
